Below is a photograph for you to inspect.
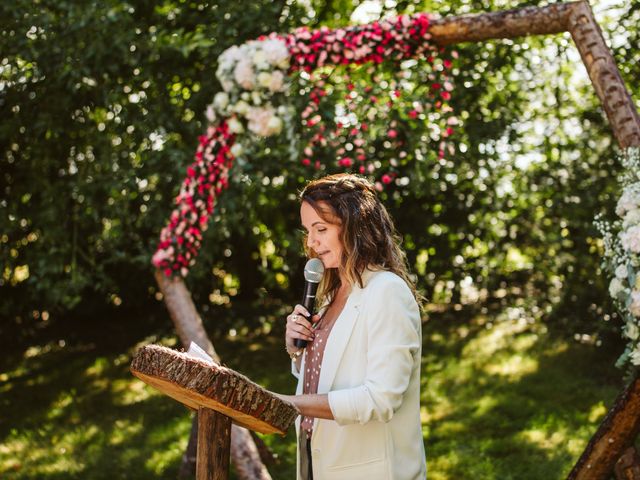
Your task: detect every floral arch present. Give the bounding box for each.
[151,13,457,278]
[149,2,640,479]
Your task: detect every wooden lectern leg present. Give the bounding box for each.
[197,407,232,480]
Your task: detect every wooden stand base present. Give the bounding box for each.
[197,407,232,480]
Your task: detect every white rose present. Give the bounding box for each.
[630,290,640,317]
[227,117,244,134]
[624,209,640,228]
[219,45,243,68]
[247,107,280,136]
[205,104,216,123]
[610,277,625,298]
[626,321,640,341]
[268,70,285,92]
[230,143,244,157]
[213,92,229,111]
[221,79,234,92]
[621,225,640,254]
[257,72,272,89]
[233,58,255,90]
[630,344,640,365]
[232,100,250,116]
[616,264,629,279]
[251,91,262,106]
[247,107,271,136]
[261,38,290,67]
[617,185,640,217]
[277,57,290,70]
[267,115,283,135]
[252,49,268,68]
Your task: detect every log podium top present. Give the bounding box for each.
[130,344,298,435]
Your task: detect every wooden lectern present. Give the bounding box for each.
[130,344,298,480]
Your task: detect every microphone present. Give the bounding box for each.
[294,258,325,348]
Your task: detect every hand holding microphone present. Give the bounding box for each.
[289,258,324,349]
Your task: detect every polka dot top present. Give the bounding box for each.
[300,313,338,438]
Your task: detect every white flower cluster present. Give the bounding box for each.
[598,148,640,368]
[206,37,291,143]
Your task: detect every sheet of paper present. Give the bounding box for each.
[186,341,215,365]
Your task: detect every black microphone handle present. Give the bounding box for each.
[293,280,320,349]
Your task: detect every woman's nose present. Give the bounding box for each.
[306,233,316,248]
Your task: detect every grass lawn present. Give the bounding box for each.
[0,296,624,479]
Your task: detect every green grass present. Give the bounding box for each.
[421,302,620,480]
[0,298,624,479]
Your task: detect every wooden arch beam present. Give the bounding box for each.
[429,2,574,44]
[427,1,640,149]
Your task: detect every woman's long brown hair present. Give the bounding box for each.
[300,173,421,307]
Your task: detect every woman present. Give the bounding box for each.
[281,173,426,479]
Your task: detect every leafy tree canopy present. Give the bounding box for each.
[1,0,636,347]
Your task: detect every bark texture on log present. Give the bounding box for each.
[567,377,640,480]
[567,1,640,149]
[197,407,232,480]
[131,344,298,435]
[614,447,640,480]
[429,2,574,46]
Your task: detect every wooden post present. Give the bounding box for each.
[567,377,640,479]
[197,408,232,480]
[567,1,640,148]
[614,447,640,480]
[154,269,220,363]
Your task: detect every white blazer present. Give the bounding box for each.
[292,269,426,479]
